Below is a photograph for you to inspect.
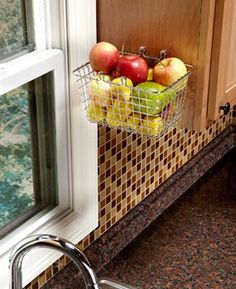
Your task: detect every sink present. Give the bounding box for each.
[99,278,138,289]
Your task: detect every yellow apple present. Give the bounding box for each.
[112,99,133,121]
[111,77,133,101]
[106,106,123,127]
[139,115,164,136]
[153,57,187,86]
[147,67,153,81]
[88,74,112,107]
[87,102,106,122]
[124,113,141,130]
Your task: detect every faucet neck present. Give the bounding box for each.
[9,235,101,289]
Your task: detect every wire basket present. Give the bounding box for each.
[74,49,191,138]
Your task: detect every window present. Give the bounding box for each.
[0,73,57,238]
[0,1,98,288]
[0,0,34,60]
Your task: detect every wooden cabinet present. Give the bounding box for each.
[208,0,236,121]
[97,0,235,130]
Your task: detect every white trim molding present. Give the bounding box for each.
[67,0,98,217]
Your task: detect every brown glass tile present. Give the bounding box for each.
[32,281,39,289]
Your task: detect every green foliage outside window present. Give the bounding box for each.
[0,87,34,230]
[0,0,27,57]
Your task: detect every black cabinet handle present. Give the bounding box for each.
[219,102,231,115]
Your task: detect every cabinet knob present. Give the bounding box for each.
[219,102,231,115]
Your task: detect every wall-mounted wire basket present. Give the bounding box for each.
[74,48,191,138]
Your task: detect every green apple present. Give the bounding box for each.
[133,81,175,115]
[111,77,133,101]
[112,99,132,121]
[88,74,112,107]
[87,102,106,122]
[139,115,164,136]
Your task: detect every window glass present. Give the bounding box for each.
[0,73,58,237]
[0,0,33,60]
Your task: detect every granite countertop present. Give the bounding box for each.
[98,149,236,289]
[41,134,236,289]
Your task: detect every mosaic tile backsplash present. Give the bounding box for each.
[26,110,233,289]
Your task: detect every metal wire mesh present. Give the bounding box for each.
[74,60,191,138]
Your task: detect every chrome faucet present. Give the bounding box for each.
[9,234,101,289]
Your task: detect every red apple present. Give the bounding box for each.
[89,42,120,74]
[153,57,187,86]
[112,55,148,85]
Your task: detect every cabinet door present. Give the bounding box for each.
[97,0,215,130]
[208,0,236,120]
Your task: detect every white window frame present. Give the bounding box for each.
[0,1,98,288]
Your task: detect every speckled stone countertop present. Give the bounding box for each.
[98,148,236,289]
[42,126,236,289]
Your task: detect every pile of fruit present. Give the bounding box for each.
[85,41,189,136]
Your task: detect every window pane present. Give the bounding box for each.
[0,0,33,59]
[0,73,58,237]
